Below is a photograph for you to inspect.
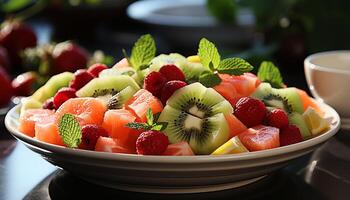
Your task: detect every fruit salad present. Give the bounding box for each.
[17,34,331,156]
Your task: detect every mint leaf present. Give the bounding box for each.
[130,34,156,70]
[58,114,82,148]
[199,71,221,87]
[217,57,254,75]
[198,38,221,71]
[146,108,154,125]
[257,61,284,88]
[125,122,150,130]
[156,122,168,131]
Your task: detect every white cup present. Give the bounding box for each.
[304,50,350,118]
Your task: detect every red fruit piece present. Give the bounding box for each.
[143,71,167,98]
[69,69,95,90]
[0,67,13,107]
[266,109,289,128]
[79,125,109,150]
[12,72,36,96]
[159,64,185,81]
[53,87,77,109]
[234,97,267,127]
[238,125,280,151]
[0,46,10,71]
[42,97,55,110]
[87,63,108,77]
[52,41,88,73]
[136,131,169,155]
[280,125,303,146]
[160,80,187,105]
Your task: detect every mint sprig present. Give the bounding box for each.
[127,34,156,70]
[197,38,254,87]
[126,108,168,131]
[58,114,82,148]
[257,61,284,88]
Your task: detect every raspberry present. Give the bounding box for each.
[87,63,108,77]
[79,125,109,150]
[42,97,55,110]
[53,87,77,109]
[234,97,267,128]
[280,125,302,146]
[161,80,187,105]
[69,69,95,90]
[159,64,185,81]
[136,131,169,155]
[266,109,289,128]
[143,71,167,98]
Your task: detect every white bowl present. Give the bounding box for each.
[5,103,340,194]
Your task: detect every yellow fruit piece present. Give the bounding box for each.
[20,97,42,118]
[187,55,201,63]
[303,107,330,136]
[211,136,249,155]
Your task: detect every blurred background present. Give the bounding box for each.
[1,0,350,107]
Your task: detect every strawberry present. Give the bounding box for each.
[280,124,303,146]
[143,71,167,98]
[160,80,187,105]
[11,72,37,96]
[0,67,13,107]
[234,97,267,127]
[79,125,109,150]
[87,63,108,77]
[136,130,169,155]
[42,97,55,110]
[266,109,289,128]
[0,46,10,71]
[53,87,77,109]
[69,69,95,90]
[52,41,89,73]
[0,20,37,68]
[159,64,185,81]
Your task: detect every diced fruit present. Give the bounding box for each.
[113,58,129,68]
[53,87,77,109]
[20,98,42,116]
[266,109,289,128]
[18,109,55,137]
[31,72,74,103]
[224,113,247,138]
[160,80,187,105]
[125,89,163,122]
[187,55,200,63]
[79,125,109,150]
[11,72,36,96]
[107,86,137,110]
[288,112,312,139]
[136,131,169,155]
[69,69,95,90]
[238,125,280,151]
[159,64,185,81]
[42,98,55,110]
[87,63,108,77]
[303,107,330,135]
[35,113,65,146]
[52,41,88,73]
[297,89,324,116]
[211,136,249,155]
[163,142,194,156]
[280,125,303,146]
[102,109,140,152]
[55,97,107,126]
[0,67,13,107]
[143,71,167,98]
[234,97,267,128]
[95,136,134,154]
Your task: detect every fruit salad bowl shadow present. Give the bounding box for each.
[5,102,340,194]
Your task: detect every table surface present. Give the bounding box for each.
[1,128,350,200]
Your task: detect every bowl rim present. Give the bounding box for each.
[5,102,340,164]
[304,50,350,75]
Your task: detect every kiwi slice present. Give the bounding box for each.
[76,75,140,98]
[107,86,137,109]
[99,67,146,86]
[288,112,312,139]
[252,83,303,114]
[31,72,74,102]
[158,83,232,154]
